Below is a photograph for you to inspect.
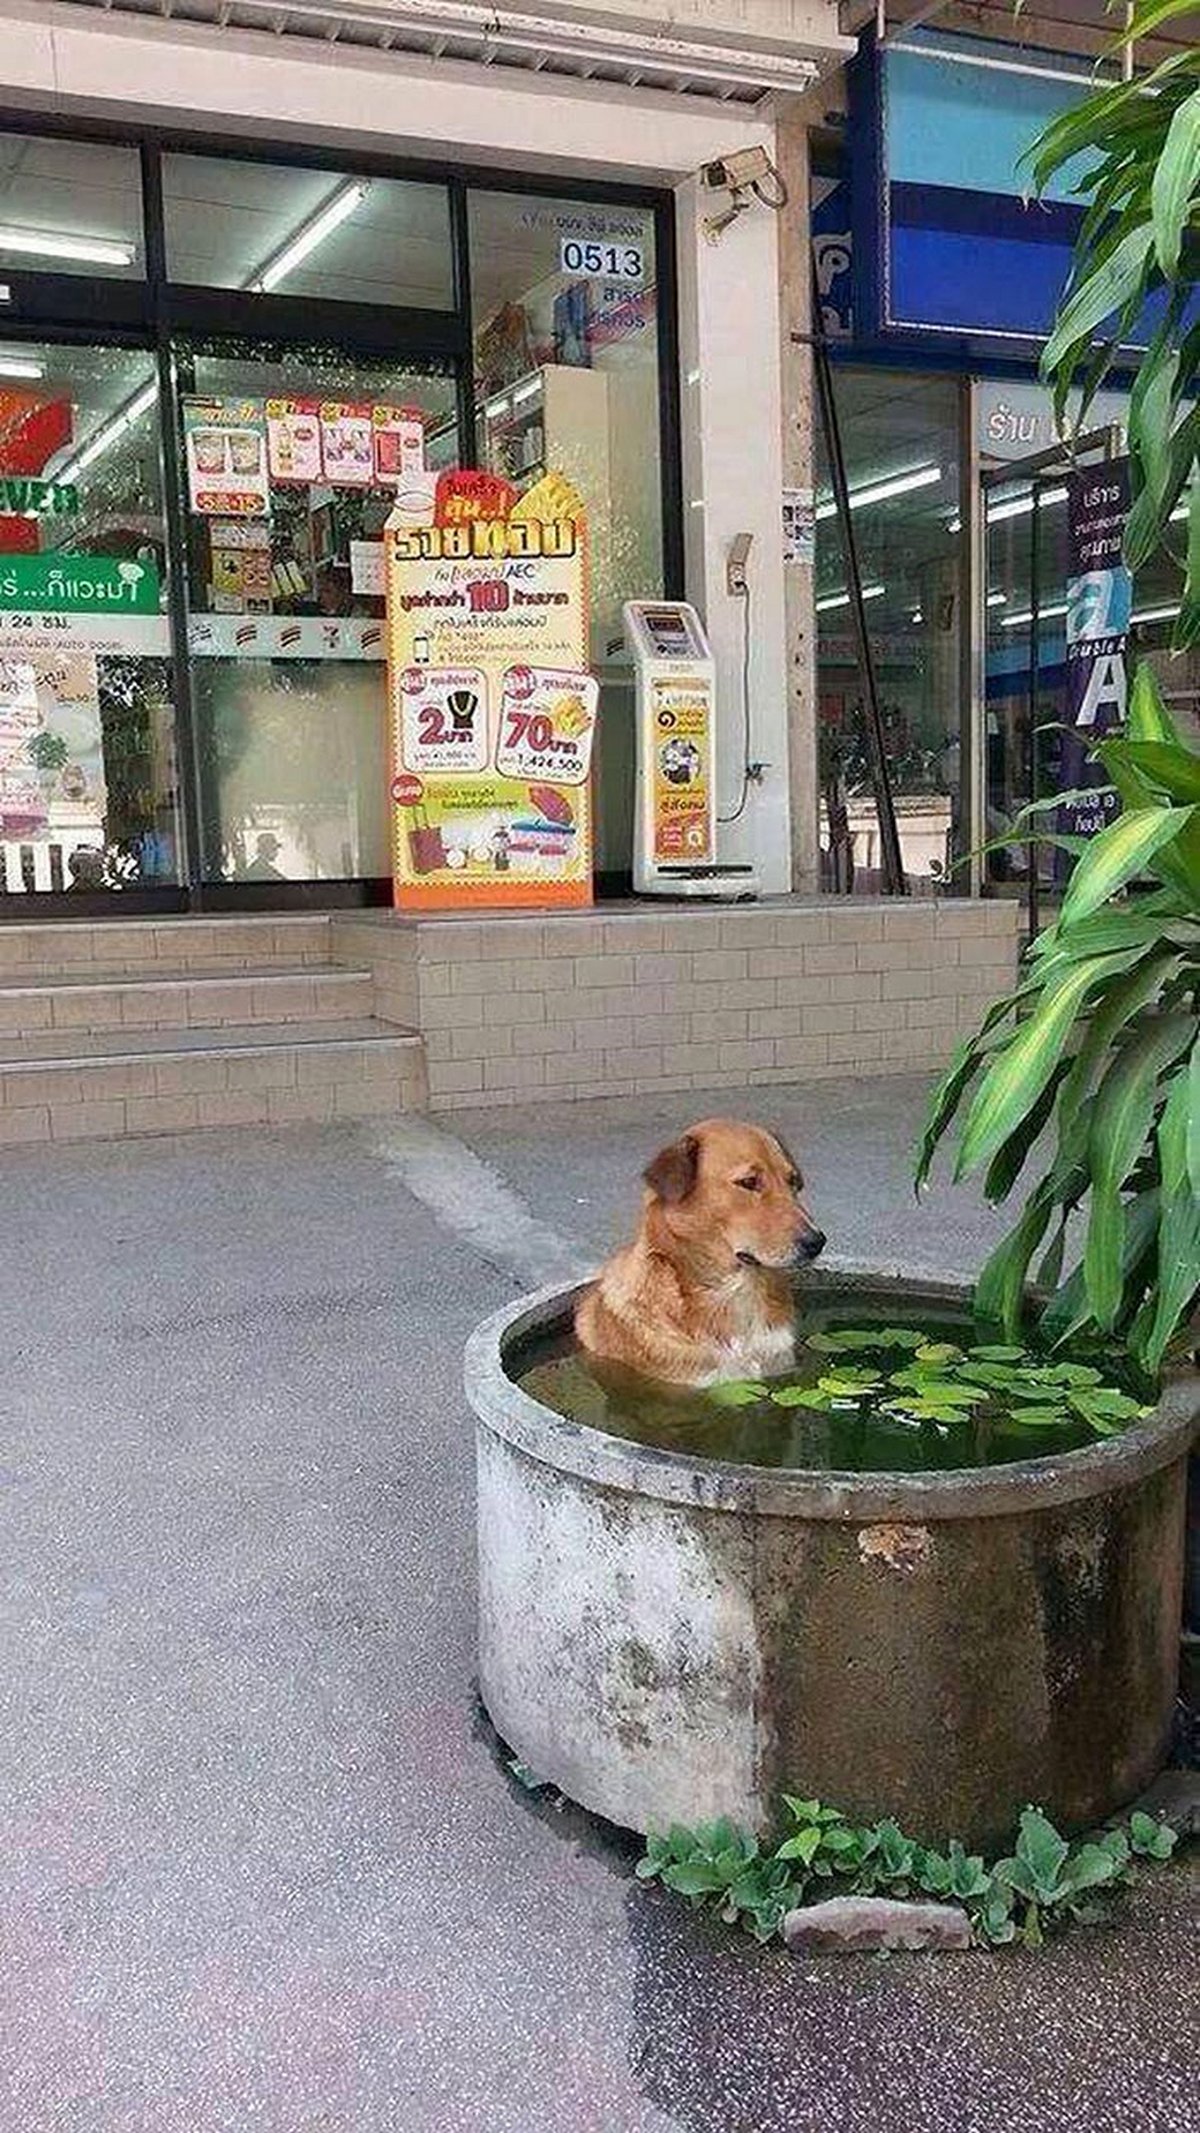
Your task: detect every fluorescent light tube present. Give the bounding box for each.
[0,226,134,268]
[251,181,369,294]
[1131,602,1181,625]
[987,484,1069,524]
[816,583,885,613]
[815,465,941,521]
[987,591,1007,607]
[57,380,157,486]
[1001,601,1068,628]
[0,353,44,380]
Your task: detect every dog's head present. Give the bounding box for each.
[642,1117,825,1275]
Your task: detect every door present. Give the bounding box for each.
[173,337,459,891]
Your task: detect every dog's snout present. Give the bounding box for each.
[800,1227,826,1261]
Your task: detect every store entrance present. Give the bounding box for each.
[176,339,460,899]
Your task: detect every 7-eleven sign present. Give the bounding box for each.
[0,391,74,553]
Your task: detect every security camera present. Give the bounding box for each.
[701,147,774,193]
[700,146,788,242]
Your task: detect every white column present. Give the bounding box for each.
[674,174,791,895]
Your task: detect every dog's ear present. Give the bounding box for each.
[643,1132,700,1204]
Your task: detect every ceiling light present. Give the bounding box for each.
[250,181,369,294]
[911,608,924,624]
[815,465,941,521]
[987,484,1069,525]
[987,591,1007,607]
[56,380,157,486]
[1001,601,1068,629]
[1131,602,1181,626]
[816,583,886,613]
[0,353,44,380]
[0,226,134,268]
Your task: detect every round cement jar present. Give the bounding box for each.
[467,1270,1197,1850]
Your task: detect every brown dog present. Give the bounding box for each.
[575,1118,825,1388]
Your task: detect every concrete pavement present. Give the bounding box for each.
[0,1077,1195,2133]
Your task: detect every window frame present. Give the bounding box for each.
[0,113,683,907]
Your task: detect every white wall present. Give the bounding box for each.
[0,0,802,891]
[675,178,790,892]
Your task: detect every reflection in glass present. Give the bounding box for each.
[815,369,963,893]
[178,342,457,882]
[468,191,663,874]
[163,156,453,309]
[0,342,179,897]
[0,132,143,280]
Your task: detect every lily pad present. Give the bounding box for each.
[770,1385,835,1410]
[707,1379,766,1408]
[914,1341,964,1366]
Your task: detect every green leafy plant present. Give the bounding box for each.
[917,9,1200,1372]
[637,1795,1181,1950]
[710,1326,1151,1442]
[1026,2,1198,650]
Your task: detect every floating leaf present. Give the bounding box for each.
[707,1378,767,1408]
[770,1385,834,1410]
[915,1341,964,1366]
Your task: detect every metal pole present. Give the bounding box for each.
[1025,478,1043,945]
[807,283,907,896]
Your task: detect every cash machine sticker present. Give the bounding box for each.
[650,679,712,863]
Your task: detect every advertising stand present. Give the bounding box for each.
[384,468,597,909]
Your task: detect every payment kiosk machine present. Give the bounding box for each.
[623,599,758,899]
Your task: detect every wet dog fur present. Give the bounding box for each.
[575,1118,825,1388]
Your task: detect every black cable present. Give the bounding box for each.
[718,582,752,824]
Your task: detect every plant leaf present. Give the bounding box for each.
[1083,1013,1196,1329]
[1059,807,1197,929]
[956,951,1140,1180]
[1151,82,1200,274]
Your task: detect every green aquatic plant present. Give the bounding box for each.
[714,1324,1152,1445]
[637,1795,1181,1951]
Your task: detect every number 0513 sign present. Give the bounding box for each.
[383,467,598,909]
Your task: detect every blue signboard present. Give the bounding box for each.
[850,28,1185,355]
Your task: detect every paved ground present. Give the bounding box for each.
[1,1075,1195,2133]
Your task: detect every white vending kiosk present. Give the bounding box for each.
[623,599,758,899]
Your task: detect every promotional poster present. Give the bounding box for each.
[384,467,598,909]
[1058,460,1130,855]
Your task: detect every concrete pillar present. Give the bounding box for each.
[775,98,821,895]
[673,172,791,895]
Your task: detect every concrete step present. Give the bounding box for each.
[0,1018,426,1144]
[0,913,333,984]
[0,965,373,1038]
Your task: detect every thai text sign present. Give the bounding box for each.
[384,468,597,909]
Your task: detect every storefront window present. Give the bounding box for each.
[0,133,144,280]
[163,156,453,309]
[468,190,664,876]
[0,342,179,895]
[177,341,457,883]
[815,368,964,892]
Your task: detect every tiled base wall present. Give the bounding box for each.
[332,900,1021,1114]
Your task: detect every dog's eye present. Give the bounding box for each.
[736,1172,762,1193]
[788,1172,803,1194]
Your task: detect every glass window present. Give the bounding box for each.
[163,156,453,309]
[0,132,144,281]
[815,368,963,892]
[176,340,457,884]
[0,342,180,895]
[980,388,1188,898]
[468,190,663,875]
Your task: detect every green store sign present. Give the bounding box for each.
[0,552,160,614]
[0,477,78,516]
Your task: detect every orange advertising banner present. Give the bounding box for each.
[384,468,597,909]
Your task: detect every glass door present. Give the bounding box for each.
[174,338,459,888]
[0,339,181,901]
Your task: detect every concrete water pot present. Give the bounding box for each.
[467,1270,1198,1851]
